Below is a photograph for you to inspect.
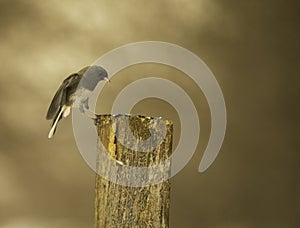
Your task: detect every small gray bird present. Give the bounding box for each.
[46,65,109,138]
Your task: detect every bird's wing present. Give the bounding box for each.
[46,73,79,120]
[64,74,81,102]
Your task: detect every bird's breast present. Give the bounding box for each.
[72,88,90,106]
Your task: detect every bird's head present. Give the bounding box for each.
[79,65,110,90]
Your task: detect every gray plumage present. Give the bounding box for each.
[46,65,109,138]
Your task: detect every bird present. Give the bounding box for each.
[46,65,109,138]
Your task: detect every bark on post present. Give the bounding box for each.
[94,114,173,228]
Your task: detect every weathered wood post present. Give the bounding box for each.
[94,114,173,228]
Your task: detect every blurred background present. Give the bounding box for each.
[0,0,299,227]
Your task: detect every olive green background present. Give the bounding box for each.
[0,0,299,227]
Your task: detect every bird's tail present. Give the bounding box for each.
[48,106,66,138]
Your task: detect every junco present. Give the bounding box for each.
[46,65,109,138]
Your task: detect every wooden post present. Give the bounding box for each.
[94,114,173,228]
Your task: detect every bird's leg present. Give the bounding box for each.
[79,104,85,113]
[83,98,89,110]
[84,109,97,119]
[80,98,96,119]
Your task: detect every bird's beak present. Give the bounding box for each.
[105,77,111,82]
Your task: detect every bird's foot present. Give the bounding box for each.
[93,117,100,126]
[84,109,97,119]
